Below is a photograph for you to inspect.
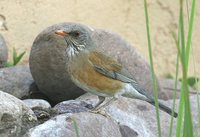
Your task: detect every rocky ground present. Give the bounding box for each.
[0,23,199,137]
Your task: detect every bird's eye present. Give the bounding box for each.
[73,31,80,37]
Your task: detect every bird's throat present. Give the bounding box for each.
[66,44,86,58]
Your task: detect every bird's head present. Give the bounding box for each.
[55,24,95,57]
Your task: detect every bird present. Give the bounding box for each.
[54,23,178,118]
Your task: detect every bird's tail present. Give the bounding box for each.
[147,99,178,118]
[123,83,178,118]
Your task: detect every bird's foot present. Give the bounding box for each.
[88,109,110,118]
[88,109,100,114]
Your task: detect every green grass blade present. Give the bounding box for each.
[179,0,185,56]
[182,77,193,137]
[176,89,185,137]
[72,118,80,137]
[172,32,182,58]
[179,2,187,136]
[168,47,179,137]
[172,28,185,137]
[175,2,186,136]
[185,0,198,134]
[15,51,26,65]
[5,62,14,67]
[185,2,199,133]
[144,0,161,137]
[185,0,196,69]
[13,47,17,65]
[185,0,198,136]
[179,0,194,136]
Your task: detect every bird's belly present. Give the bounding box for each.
[70,63,124,97]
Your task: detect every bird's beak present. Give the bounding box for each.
[55,30,68,36]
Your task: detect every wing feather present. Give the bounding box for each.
[89,51,138,85]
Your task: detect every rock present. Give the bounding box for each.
[28,83,51,102]
[75,93,115,109]
[189,95,200,132]
[75,93,100,108]
[30,22,163,105]
[119,125,138,137]
[0,34,8,68]
[0,90,37,137]
[75,93,177,136]
[54,100,92,114]
[100,97,176,137]
[76,93,200,137]
[0,65,34,99]
[23,99,51,110]
[23,99,56,123]
[30,23,88,105]
[25,112,122,137]
[159,78,197,100]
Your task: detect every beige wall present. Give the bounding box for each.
[0,0,199,78]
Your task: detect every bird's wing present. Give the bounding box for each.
[88,51,139,86]
[89,50,154,104]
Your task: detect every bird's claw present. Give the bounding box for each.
[88,109,100,114]
[88,109,110,118]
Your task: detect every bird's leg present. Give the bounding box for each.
[89,96,117,118]
[95,97,117,110]
[89,96,107,116]
[92,96,105,110]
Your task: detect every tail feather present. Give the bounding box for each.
[147,100,178,118]
[129,83,178,118]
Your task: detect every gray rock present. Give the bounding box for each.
[100,97,176,137]
[75,93,100,108]
[23,99,53,122]
[25,112,122,137]
[54,100,93,114]
[77,92,200,136]
[30,22,163,105]
[0,65,34,99]
[189,95,200,132]
[23,99,51,109]
[76,92,116,109]
[0,90,37,137]
[119,125,138,137]
[28,84,51,102]
[75,93,176,136]
[159,78,197,100]
[0,34,8,68]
